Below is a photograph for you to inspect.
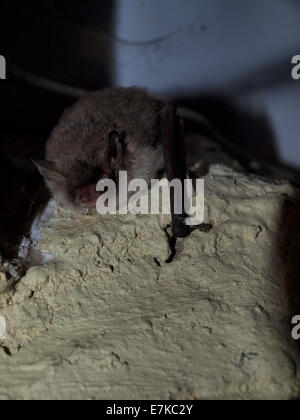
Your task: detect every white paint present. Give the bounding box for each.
[0,315,6,340]
[18,201,56,265]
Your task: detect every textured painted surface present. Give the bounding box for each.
[0,166,299,400]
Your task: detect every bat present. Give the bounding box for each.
[35,87,165,209]
[34,86,212,261]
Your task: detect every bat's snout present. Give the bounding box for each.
[75,174,109,207]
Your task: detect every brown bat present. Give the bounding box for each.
[35,87,165,209]
[35,87,212,262]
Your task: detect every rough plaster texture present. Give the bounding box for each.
[0,165,299,400]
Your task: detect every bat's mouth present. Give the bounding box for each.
[75,173,109,206]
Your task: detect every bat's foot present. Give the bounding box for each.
[173,216,213,238]
[188,223,213,234]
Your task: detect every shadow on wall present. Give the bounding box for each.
[177,93,300,186]
[177,94,280,165]
[280,194,300,350]
[278,192,300,386]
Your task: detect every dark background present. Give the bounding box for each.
[0,1,116,259]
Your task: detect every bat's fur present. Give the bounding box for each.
[37,87,164,208]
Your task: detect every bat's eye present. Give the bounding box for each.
[108,130,120,144]
[108,130,127,160]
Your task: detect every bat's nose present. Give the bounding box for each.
[75,174,110,206]
[75,183,101,206]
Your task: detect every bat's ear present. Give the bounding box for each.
[31,160,65,184]
[107,130,127,164]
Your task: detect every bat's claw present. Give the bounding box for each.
[189,223,213,234]
[165,221,213,264]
